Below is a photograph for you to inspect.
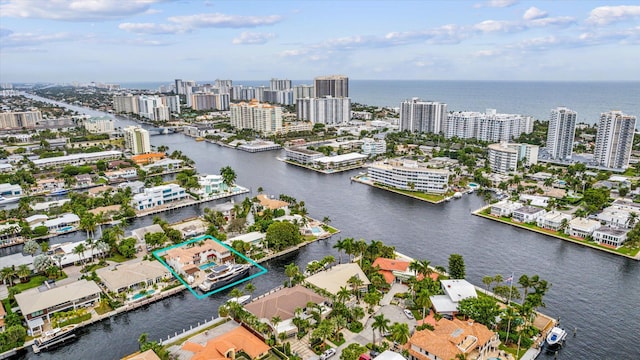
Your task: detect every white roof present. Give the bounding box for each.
[131,224,165,241]
[375,351,407,360]
[315,152,367,164]
[441,279,477,302]
[15,279,101,315]
[569,217,601,230]
[430,294,460,314]
[43,213,80,227]
[227,231,265,244]
[25,214,48,224]
[305,263,370,295]
[32,150,122,165]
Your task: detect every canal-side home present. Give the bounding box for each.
[131,184,187,211]
[430,280,477,316]
[568,218,601,238]
[15,279,101,335]
[180,325,270,360]
[511,206,546,223]
[592,227,629,248]
[537,211,572,231]
[96,260,170,294]
[490,201,523,217]
[165,239,232,277]
[305,263,370,296]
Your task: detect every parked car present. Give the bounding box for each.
[403,309,415,319]
[320,348,336,360]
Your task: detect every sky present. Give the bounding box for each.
[0,0,639,83]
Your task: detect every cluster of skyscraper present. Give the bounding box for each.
[399,99,533,142]
[547,107,637,169]
[113,94,180,121]
[296,75,351,125]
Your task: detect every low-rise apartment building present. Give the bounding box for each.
[368,159,450,194]
[131,184,187,211]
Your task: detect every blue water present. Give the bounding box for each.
[119,80,639,124]
[57,226,73,233]
[311,227,323,235]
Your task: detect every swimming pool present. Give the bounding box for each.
[199,262,217,270]
[468,182,479,189]
[132,289,155,300]
[57,226,73,233]
[311,227,323,235]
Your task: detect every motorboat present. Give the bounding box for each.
[198,263,251,292]
[32,324,77,353]
[50,189,70,196]
[545,326,567,349]
[227,295,251,305]
[0,195,20,205]
[453,192,463,199]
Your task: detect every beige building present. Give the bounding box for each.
[230,100,282,134]
[96,261,170,294]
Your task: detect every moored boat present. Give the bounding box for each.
[0,195,20,205]
[32,324,78,353]
[198,263,251,292]
[227,294,251,305]
[545,326,567,349]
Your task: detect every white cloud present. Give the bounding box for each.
[586,5,640,25]
[523,7,547,21]
[473,49,502,57]
[474,20,522,33]
[0,31,75,48]
[527,16,574,28]
[118,22,187,35]
[474,0,517,9]
[167,13,283,28]
[232,32,276,45]
[0,0,163,21]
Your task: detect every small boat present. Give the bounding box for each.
[199,263,251,292]
[50,189,69,196]
[453,192,463,199]
[0,196,20,205]
[196,137,205,142]
[32,324,77,353]
[227,294,251,305]
[545,326,567,349]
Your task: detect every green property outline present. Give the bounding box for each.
[152,234,268,300]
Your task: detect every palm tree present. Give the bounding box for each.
[337,286,351,304]
[230,288,243,299]
[559,218,569,233]
[391,322,410,345]
[244,282,256,297]
[79,212,97,239]
[372,314,390,345]
[271,315,282,342]
[33,254,52,273]
[16,264,31,282]
[482,276,493,291]
[333,238,346,263]
[285,263,299,288]
[220,166,237,188]
[415,288,432,319]
[23,239,39,257]
[627,212,638,228]
[347,275,365,299]
[73,243,86,264]
[410,259,433,280]
[1,266,17,286]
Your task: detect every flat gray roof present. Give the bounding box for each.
[305,263,370,295]
[15,279,101,316]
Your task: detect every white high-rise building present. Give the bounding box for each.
[270,78,292,91]
[593,111,637,169]
[296,96,351,125]
[174,79,184,95]
[190,93,230,111]
[230,100,283,134]
[123,126,151,155]
[293,85,315,101]
[546,107,577,160]
[162,95,181,114]
[399,98,447,134]
[82,116,114,134]
[113,94,139,114]
[445,109,533,142]
[0,111,42,129]
[487,143,538,174]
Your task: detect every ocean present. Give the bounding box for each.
[120,80,639,124]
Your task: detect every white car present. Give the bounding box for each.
[320,348,336,360]
[403,309,415,319]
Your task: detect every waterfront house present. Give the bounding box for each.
[131,184,187,211]
[34,178,65,193]
[490,200,523,217]
[131,224,165,242]
[122,349,161,360]
[96,260,170,294]
[141,158,184,173]
[210,201,236,221]
[519,194,550,207]
[0,163,12,173]
[371,257,413,284]
[244,285,329,337]
[15,279,101,335]
[592,226,629,248]
[180,325,270,360]
[165,239,232,277]
[611,198,640,213]
[0,182,22,197]
[170,218,208,239]
[284,146,324,164]
[74,174,94,188]
[0,222,21,246]
[305,263,370,296]
[118,180,145,194]
[537,211,572,231]
[430,280,477,316]
[511,206,546,223]
[257,194,289,212]
[594,208,633,229]
[196,174,227,197]
[104,168,138,182]
[87,185,113,197]
[226,231,265,249]
[568,218,601,238]
[28,213,80,233]
[406,317,500,360]
[50,240,109,266]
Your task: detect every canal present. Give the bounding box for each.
[12,96,640,359]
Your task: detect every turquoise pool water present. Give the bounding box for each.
[57,226,73,233]
[133,289,155,300]
[468,182,479,188]
[311,227,323,235]
[360,176,369,181]
[199,262,217,270]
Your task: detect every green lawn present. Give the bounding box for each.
[10,273,67,293]
[371,183,445,203]
[106,254,131,263]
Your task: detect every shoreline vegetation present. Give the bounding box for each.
[473,205,640,260]
[351,175,448,204]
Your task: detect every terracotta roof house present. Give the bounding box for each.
[132,152,165,165]
[407,318,500,360]
[256,194,289,211]
[181,325,270,360]
[165,239,232,277]
[372,257,411,284]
